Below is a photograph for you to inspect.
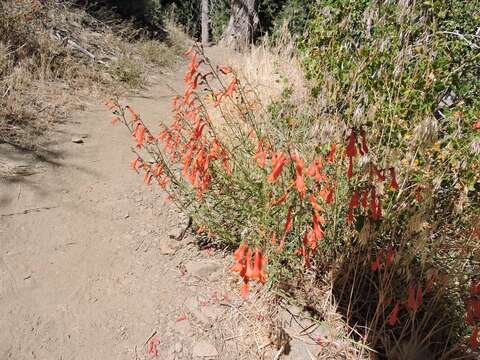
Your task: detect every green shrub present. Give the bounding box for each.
[298,0,480,356]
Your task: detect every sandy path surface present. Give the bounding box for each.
[0,60,252,360]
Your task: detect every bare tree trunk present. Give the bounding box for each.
[201,0,209,46]
[220,0,259,50]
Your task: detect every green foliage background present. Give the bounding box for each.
[301,0,479,190]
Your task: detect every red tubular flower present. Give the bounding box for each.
[158,177,169,189]
[253,150,267,168]
[268,152,288,183]
[360,127,368,154]
[306,161,316,177]
[306,230,315,250]
[310,194,321,211]
[252,139,269,168]
[312,213,324,242]
[389,167,399,190]
[361,189,368,209]
[251,248,262,281]
[144,172,153,185]
[306,157,323,182]
[284,207,293,234]
[131,157,142,171]
[474,121,480,130]
[245,249,254,279]
[183,87,193,105]
[147,336,161,357]
[346,129,357,158]
[319,186,329,202]
[470,327,479,350]
[350,190,359,209]
[407,286,418,311]
[250,248,267,284]
[269,192,288,207]
[326,187,334,204]
[471,281,480,296]
[370,250,383,271]
[111,116,120,125]
[346,207,354,224]
[253,138,263,155]
[225,78,238,97]
[193,120,206,139]
[325,144,337,163]
[387,302,401,326]
[232,244,246,272]
[347,156,354,178]
[293,154,306,198]
[188,52,197,71]
[346,190,359,224]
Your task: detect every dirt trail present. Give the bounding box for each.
[0,49,327,360]
[0,53,237,359]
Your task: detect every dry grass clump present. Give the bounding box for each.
[139,40,177,67]
[165,20,192,55]
[228,25,308,107]
[0,0,187,152]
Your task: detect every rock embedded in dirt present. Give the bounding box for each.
[192,340,218,358]
[71,137,84,144]
[185,261,220,278]
[159,240,179,255]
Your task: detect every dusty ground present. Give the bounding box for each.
[0,49,331,360]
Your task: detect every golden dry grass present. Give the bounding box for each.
[0,0,188,151]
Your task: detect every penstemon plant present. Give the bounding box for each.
[106,44,480,358]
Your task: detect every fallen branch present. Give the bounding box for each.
[52,30,108,65]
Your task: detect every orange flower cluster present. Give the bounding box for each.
[252,139,336,266]
[156,49,239,198]
[370,245,395,271]
[383,276,440,328]
[370,246,441,328]
[345,127,399,225]
[231,243,267,298]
